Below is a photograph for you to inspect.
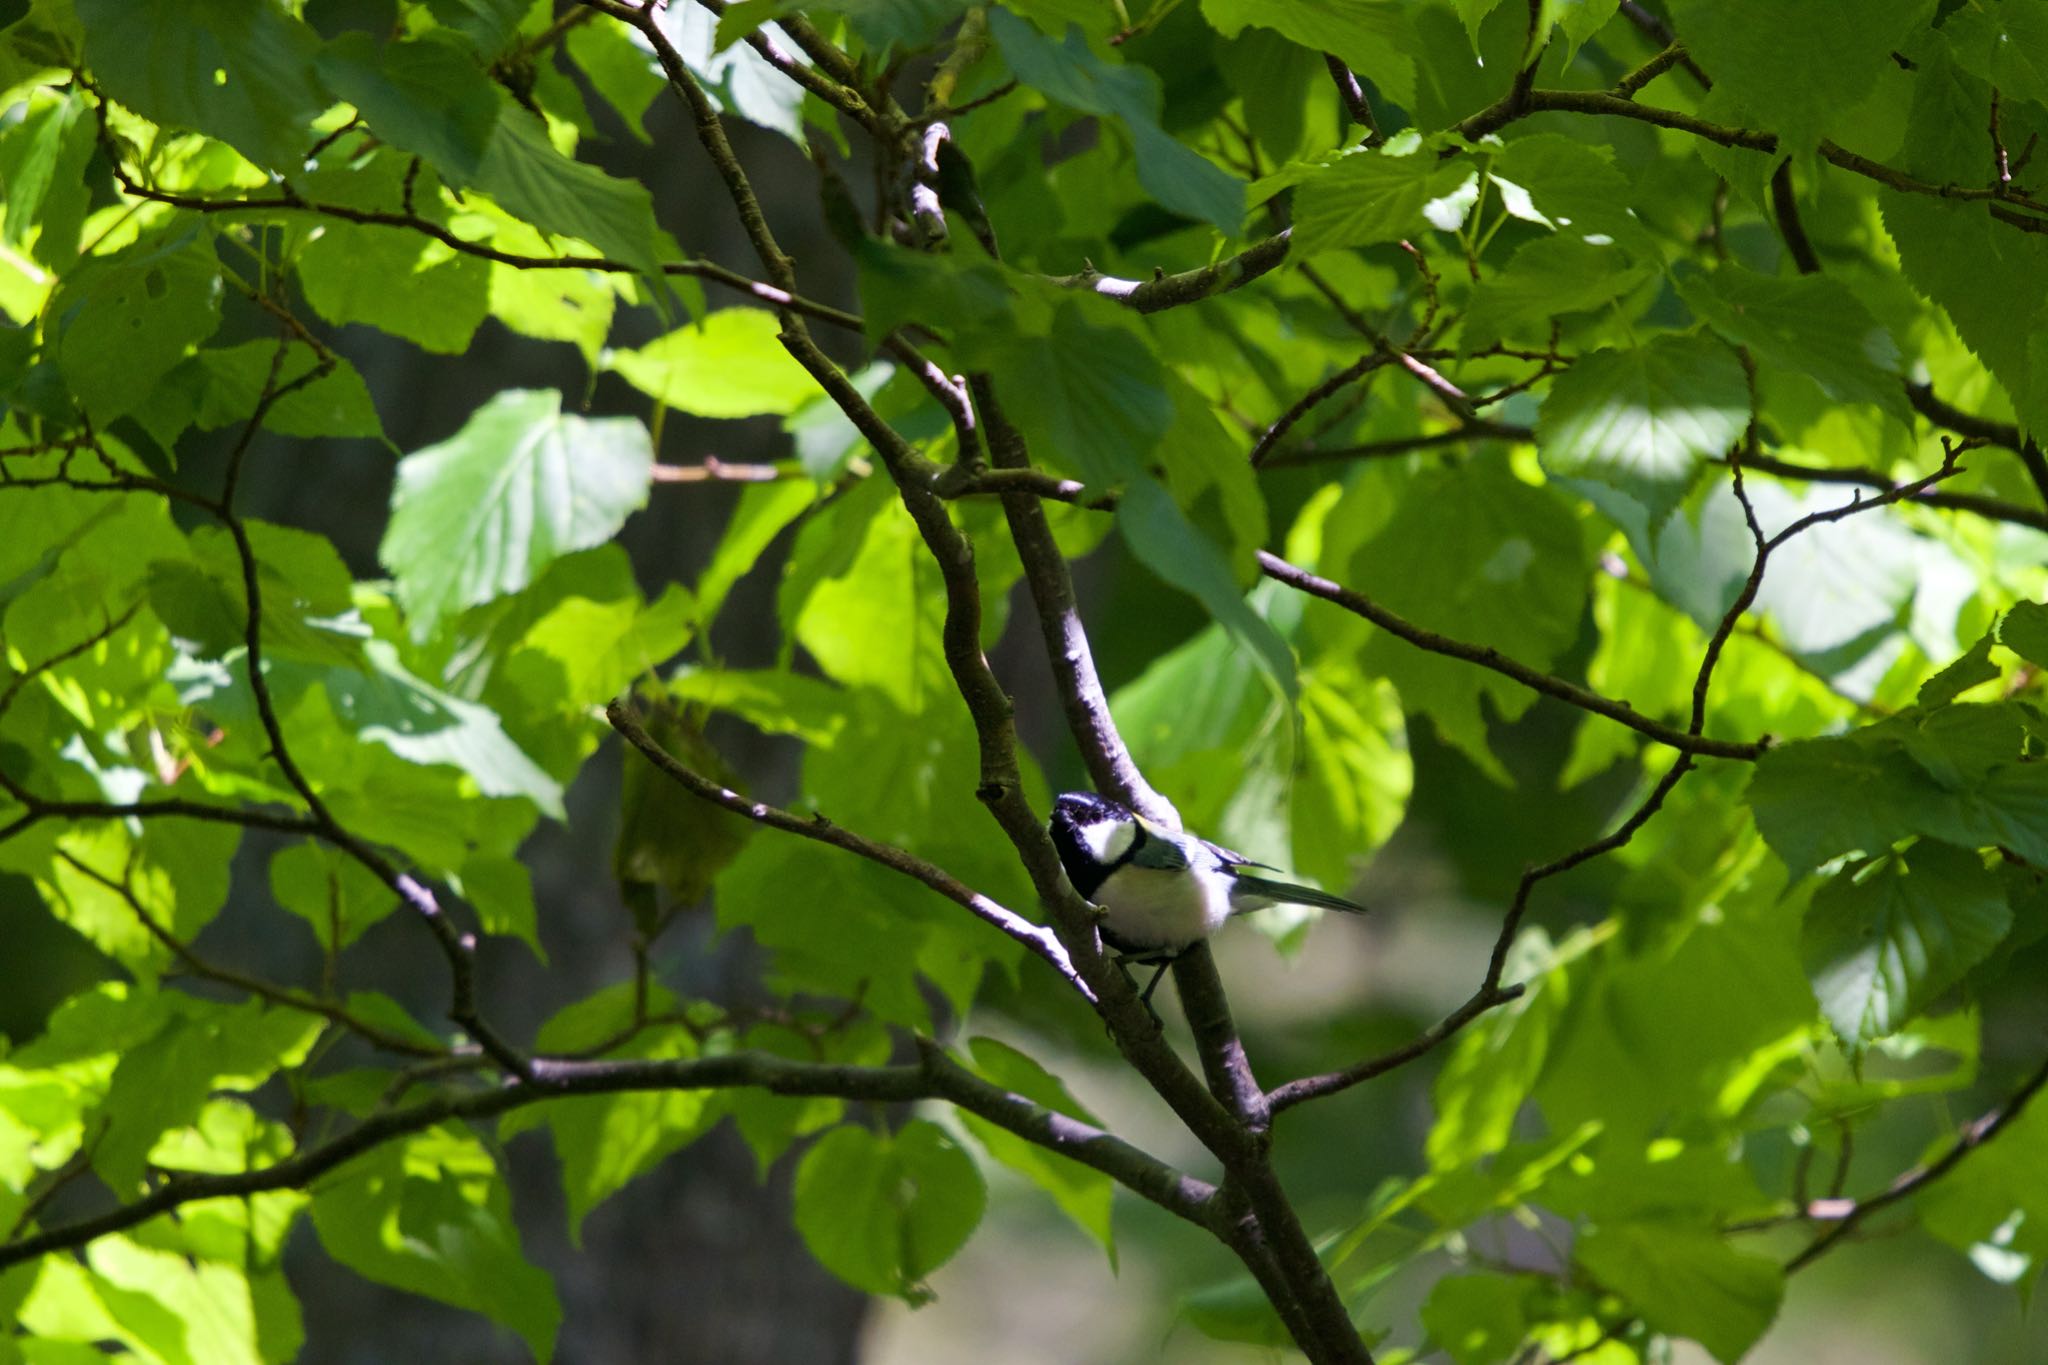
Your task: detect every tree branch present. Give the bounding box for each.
[0,1042,1220,1271]
[1254,552,1766,761]
[1786,1047,2048,1272]
[606,699,1093,1001]
[1046,231,1292,314]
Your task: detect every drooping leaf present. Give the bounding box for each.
[989,9,1245,233]
[379,389,654,638]
[77,0,326,172]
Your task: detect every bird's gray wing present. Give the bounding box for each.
[1127,820,1190,871]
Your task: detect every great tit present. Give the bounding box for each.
[1048,791,1368,1000]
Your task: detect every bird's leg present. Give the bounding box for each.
[1109,950,1179,1028]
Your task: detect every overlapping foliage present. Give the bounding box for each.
[1,1,2046,1362]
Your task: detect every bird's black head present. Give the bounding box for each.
[1047,791,1138,900]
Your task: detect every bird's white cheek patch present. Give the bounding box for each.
[1082,820,1136,865]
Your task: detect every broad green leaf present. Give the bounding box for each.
[1575,1221,1782,1363]
[1350,457,1585,778]
[295,216,492,354]
[1747,704,2048,873]
[310,1126,561,1362]
[316,33,500,183]
[505,582,694,709]
[1536,908,1814,1139]
[989,9,1245,232]
[285,640,566,818]
[1428,939,1571,1168]
[604,309,817,418]
[190,342,384,440]
[1666,0,1932,154]
[0,88,93,266]
[666,667,849,746]
[1293,138,1447,258]
[473,107,671,287]
[1939,0,2048,109]
[1803,841,2011,1043]
[268,840,400,950]
[1538,334,1751,529]
[380,389,654,638]
[516,984,718,1239]
[696,478,817,626]
[792,1119,986,1301]
[50,226,223,425]
[1421,1273,1534,1365]
[1919,631,1998,708]
[1199,0,1417,107]
[1462,236,1652,349]
[959,1038,1115,1257]
[77,0,325,171]
[1998,600,2048,669]
[30,822,240,975]
[93,997,321,1189]
[1674,262,1910,428]
[1882,51,2048,437]
[987,300,1173,485]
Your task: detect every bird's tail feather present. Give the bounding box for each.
[1230,874,1368,916]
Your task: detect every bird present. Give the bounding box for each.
[1047,791,1368,1005]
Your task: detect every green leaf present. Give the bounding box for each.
[792,1119,986,1302]
[77,0,326,171]
[519,984,717,1240]
[1803,841,2011,1043]
[0,88,92,264]
[268,840,399,950]
[650,2,809,143]
[986,299,1173,485]
[989,9,1245,232]
[191,342,384,440]
[1939,0,2048,109]
[1998,600,2048,669]
[603,309,818,418]
[695,478,817,627]
[1421,1273,1534,1365]
[294,207,492,354]
[1119,475,1296,698]
[1575,1221,1782,1363]
[1881,51,2048,438]
[473,106,671,287]
[1350,458,1585,778]
[1666,0,1932,154]
[1199,0,1416,107]
[958,1038,1115,1257]
[1462,235,1652,349]
[94,997,322,1189]
[1919,631,1999,708]
[310,1126,561,1362]
[379,389,654,638]
[50,226,223,425]
[1674,262,1910,428]
[299,640,567,818]
[1747,705,2048,873]
[1294,137,1449,258]
[1537,334,1751,529]
[316,33,502,183]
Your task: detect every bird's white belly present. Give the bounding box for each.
[1099,866,1233,952]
